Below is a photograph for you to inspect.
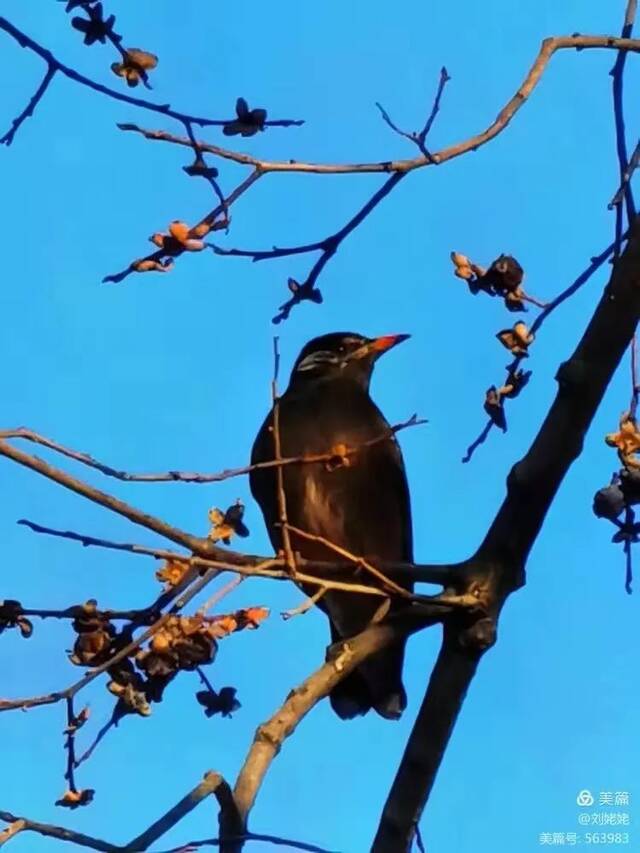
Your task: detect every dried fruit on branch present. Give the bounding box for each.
[605,412,640,469]
[108,679,152,717]
[223,97,267,137]
[496,322,534,357]
[132,258,174,273]
[451,251,529,310]
[196,686,241,718]
[208,499,250,545]
[208,606,269,638]
[483,369,531,431]
[71,3,120,45]
[150,220,208,254]
[111,48,158,87]
[69,600,115,666]
[0,600,33,638]
[156,559,189,590]
[64,706,90,735]
[56,789,95,809]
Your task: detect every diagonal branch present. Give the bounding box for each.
[228,606,447,853]
[0,415,424,484]
[118,35,640,176]
[373,219,640,852]
[0,569,217,712]
[0,65,56,146]
[0,811,117,852]
[0,17,303,139]
[124,770,243,851]
[16,519,459,588]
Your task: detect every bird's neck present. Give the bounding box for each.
[286,372,371,398]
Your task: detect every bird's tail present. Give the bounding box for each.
[328,623,407,720]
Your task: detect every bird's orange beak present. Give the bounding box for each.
[370,334,411,353]
[351,333,411,361]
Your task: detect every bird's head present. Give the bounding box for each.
[289,331,410,390]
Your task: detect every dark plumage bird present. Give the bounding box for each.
[250,332,413,720]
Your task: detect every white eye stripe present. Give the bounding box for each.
[296,350,341,372]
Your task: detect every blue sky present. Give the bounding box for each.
[0,1,639,851]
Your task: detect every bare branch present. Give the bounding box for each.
[17,518,459,588]
[0,415,424,484]
[124,771,243,851]
[119,36,640,176]
[374,220,640,852]
[230,607,444,851]
[0,65,56,146]
[610,1,638,227]
[0,812,117,852]
[0,17,303,141]
[158,836,339,852]
[286,524,413,598]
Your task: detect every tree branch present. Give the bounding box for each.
[16,519,459,591]
[118,35,640,176]
[373,219,640,851]
[124,771,243,851]
[0,16,303,141]
[229,608,447,853]
[0,812,117,852]
[0,415,424,484]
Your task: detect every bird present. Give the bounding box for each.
[250,331,414,720]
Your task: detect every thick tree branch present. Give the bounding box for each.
[124,771,243,851]
[371,632,482,851]
[229,608,447,853]
[373,220,640,851]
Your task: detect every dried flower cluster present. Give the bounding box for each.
[0,600,33,638]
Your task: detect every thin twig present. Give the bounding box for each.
[376,66,451,161]
[197,576,245,615]
[463,234,622,462]
[0,812,117,852]
[63,697,79,793]
[124,771,242,851]
[157,835,339,852]
[281,587,327,621]
[0,65,56,146]
[285,524,412,598]
[271,338,297,575]
[0,570,218,712]
[610,0,638,231]
[117,35,640,175]
[0,17,303,143]
[16,518,459,588]
[0,415,424,484]
[103,169,262,285]
[73,715,116,770]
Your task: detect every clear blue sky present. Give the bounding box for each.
[1,1,638,851]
